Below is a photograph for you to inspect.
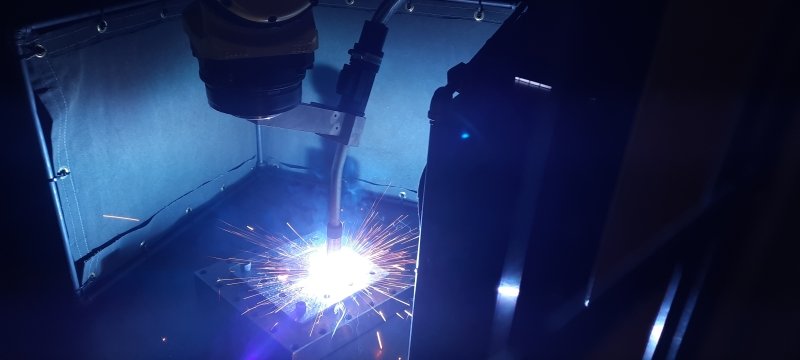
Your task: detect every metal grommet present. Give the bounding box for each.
[55,166,71,179]
[405,2,414,12]
[473,9,485,22]
[345,0,355,5]
[33,43,47,58]
[399,191,407,199]
[96,19,108,33]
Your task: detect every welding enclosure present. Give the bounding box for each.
[7,0,800,359]
[12,0,507,358]
[16,0,502,294]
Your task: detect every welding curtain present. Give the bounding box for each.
[20,1,257,287]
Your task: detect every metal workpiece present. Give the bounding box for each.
[195,241,414,359]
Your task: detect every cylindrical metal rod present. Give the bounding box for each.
[372,0,406,24]
[326,142,348,253]
[25,0,162,31]
[16,43,81,292]
[445,0,516,9]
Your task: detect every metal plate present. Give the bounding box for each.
[195,241,413,359]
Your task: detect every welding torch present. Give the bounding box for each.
[325,0,405,253]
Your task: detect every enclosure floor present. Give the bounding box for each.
[73,169,418,359]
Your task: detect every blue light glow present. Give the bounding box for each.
[460,131,471,140]
[497,284,520,298]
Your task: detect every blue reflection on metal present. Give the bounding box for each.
[643,266,682,360]
[666,253,711,360]
[497,284,520,298]
[460,131,471,140]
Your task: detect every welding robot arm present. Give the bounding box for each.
[183,0,406,253]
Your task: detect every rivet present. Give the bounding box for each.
[96,19,108,33]
[56,166,71,178]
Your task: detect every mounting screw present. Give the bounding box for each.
[405,2,415,12]
[160,9,168,19]
[344,0,354,5]
[399,191,407,199]
[140,240,147,250]
[473,8,485,22]
[185,207,193,214]
[33,44,47,58]
[220,184,226,192]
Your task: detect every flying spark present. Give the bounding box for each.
[216,205,418,339]
[102,214,140,222]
